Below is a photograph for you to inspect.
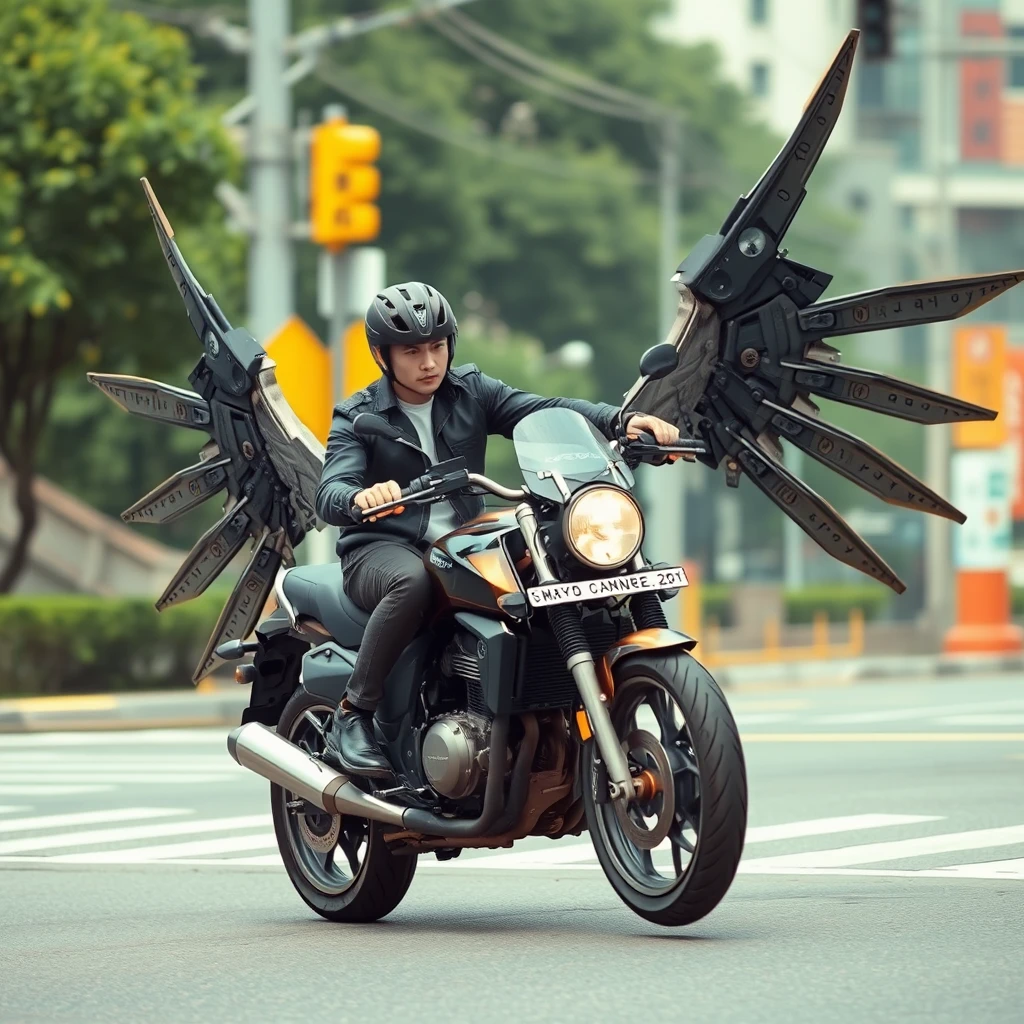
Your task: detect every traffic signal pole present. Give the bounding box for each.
[248,0,295,344]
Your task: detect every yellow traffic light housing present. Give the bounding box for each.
[310,117,381,249]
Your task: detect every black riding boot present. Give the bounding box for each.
[324,703,392,778]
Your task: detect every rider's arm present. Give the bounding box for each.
[315,410,369,527]
[461,365,621,440]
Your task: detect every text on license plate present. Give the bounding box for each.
[526,566,688,608]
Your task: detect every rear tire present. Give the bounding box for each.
[271,687,417,923]
[583,652,747,927]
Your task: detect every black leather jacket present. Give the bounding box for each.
[315,364,621,558]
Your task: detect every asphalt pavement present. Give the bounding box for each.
[1,673,1023,1023]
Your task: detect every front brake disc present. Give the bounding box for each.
[613,729,676,851]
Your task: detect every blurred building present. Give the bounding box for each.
[0,461,185,596]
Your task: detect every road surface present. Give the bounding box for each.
[1,673,1022,1023]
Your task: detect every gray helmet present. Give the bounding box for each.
[365,281,458,354]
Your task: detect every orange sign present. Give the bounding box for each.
[1008,347,1024,520]
[265,316,332,444]
[341,320,381,397]
[953,325,1008,448]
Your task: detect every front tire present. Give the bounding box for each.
[583,652,747,927]
[270,687,417,923]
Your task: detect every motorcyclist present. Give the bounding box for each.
[315,281,679,777]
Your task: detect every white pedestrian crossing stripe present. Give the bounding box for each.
[0,808,1022,883]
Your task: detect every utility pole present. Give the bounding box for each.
[247,0,294,343]
[642,115,687,621]
[921,0,956,636]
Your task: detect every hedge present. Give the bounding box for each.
[0,594,223,698]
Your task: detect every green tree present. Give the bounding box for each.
[0,0,237,590]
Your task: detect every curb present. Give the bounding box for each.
[0,687,249,734]
[0,652,1021,733]
[716,651,1024,690]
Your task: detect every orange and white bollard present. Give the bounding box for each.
[943,327,1023,655]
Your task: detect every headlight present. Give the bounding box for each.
[563,487,644,570]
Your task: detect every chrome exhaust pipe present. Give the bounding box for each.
[227,722,407,827]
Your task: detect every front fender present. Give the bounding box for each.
[598,627,698,697]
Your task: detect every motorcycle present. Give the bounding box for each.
[90,29,1013,927]
[224,354,747,926]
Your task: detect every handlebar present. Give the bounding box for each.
[352,461,526,522]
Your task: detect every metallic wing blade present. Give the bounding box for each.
[140,177,232,342]
[762,400,965,522]
[782,360,998,424]
[727,427,906,593]
[87,373,211,430]
[192,528,285,684]
[121,458,231,526]
[155,497,252,611]
[798,271,1024,338]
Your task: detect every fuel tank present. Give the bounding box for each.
[425,509,526,617]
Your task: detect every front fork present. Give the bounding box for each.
[515,504,635,801]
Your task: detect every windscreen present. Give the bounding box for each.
[512,408,634,502]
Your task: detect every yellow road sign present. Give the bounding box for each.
[265,316,332,444]
[953,325,1008,449]
[342,320,381,397]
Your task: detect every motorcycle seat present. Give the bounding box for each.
[280,563,370,649]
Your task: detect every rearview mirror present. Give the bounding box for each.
[353,413,402,441]
[638,343,679,381]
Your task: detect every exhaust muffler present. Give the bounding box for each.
[227,722,407,827]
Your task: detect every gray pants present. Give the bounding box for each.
[339,542,433,712]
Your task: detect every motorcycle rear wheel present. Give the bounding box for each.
[271,687,417,923]
[583,651,747,926]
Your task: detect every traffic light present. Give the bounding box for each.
[310,117,381,250]
[856,0,892,61]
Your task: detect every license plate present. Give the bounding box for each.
[526,566,689,608]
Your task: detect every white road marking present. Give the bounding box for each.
[815,699,1024,725]
[738,863,1024,881]
[741,825,1024,869]
[0,808,188,835]
[0,805,27,814]
[0,772,243,785]
[0,729,227,747]
[0,814,271,855]
[0,785,114,795]
[55,833,277,863]
[734,713,794,726]
[935,715,1024,726]
[459,816,942,870]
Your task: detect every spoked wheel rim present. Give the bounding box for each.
[591,675,702,898]
[279,703,370,896]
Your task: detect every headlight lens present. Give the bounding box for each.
[564,487,644,569]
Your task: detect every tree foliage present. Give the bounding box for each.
[0,0,237,589]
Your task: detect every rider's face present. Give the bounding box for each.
[380,339,449,403]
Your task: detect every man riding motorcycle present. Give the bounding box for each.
[314,281,680,777]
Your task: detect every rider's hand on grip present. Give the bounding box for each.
[355,480,406,523]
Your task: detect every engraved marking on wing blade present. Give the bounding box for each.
[155,497,252,611]
[192,529,285,684]
[87,373,211,430]
[782,360,997,424]
[141,177,230,341]
[762,400,965,523]
[727,427,905,593]
[722,30,858,241]
[121,458,230,525]
[797,271,1024,337]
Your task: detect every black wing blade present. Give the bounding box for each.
[782,359,998,425]
[680,30,859,305]
[140,177,232,343]
[87,373,210,430]
[762,400,965,522]
[192,528,285,684]
[155,497,253,611]
[728,428,905,594]
[121,458,231,526]
[798,271,1024,338]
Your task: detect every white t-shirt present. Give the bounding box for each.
[397,397,462,543]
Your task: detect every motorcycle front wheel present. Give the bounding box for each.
[270,687,417,923]
[582,651,747,926]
